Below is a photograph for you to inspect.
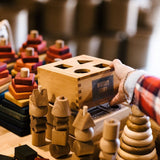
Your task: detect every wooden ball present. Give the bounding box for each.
[74,127,94,142]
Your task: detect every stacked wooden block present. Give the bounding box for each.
[49,96,71,159]
[1,68,37,136]
[20,30,47,55]
[29,86,48,146]
[0,37,18,64]
[99,119,120,160]
[117,105,158,160]
[72,106,95,159]
[0,62,11,98]
[45,40,72,63]
[12,47,43,77]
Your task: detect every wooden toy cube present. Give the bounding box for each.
[38,55,119,110]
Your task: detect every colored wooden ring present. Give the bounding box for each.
[121,132,153,147]
[99,137,120,154]
[127,119,151,132]
[120,138,155,155]
[129,114,149,125]
[117,147,157,160]
[124,125,152,140]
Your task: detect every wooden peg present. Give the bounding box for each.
[25,47,34,56]
[20,68,30,78]
[83,105,88,116]
[30,30,39,38]
[52,96,71,117]
[55,40,64,49]
[103,119,120,140]
[0,37,8,46]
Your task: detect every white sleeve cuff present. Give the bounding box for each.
[124,70,146,103]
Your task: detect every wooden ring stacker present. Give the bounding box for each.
[120,138,155,155]
[129,114,150,125]
[127,119,151,132]
[100,137,120,154]
[121,132,153,147]
[124,125,152,140]
[102,119,120,140]
[117,147,157,160]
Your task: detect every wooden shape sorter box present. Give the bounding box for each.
[38,55,120,110]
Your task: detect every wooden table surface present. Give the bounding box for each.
[0,126,71,160]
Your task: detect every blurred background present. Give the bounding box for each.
[0,0,160,76]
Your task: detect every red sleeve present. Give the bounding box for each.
[133,75,160,125]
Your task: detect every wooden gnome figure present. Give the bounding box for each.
[29,85,48,146]
[72,106,95,160]
[117,105,158,160]
[99,119,120,160]
[49,96,71,159]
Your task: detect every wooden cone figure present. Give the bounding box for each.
[72,106,95,159]
[117,105,158,160]
[49,96,71,159]
[99,119,120,160]
[29,85,48,146]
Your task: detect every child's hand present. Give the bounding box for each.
[109,59,134,106]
